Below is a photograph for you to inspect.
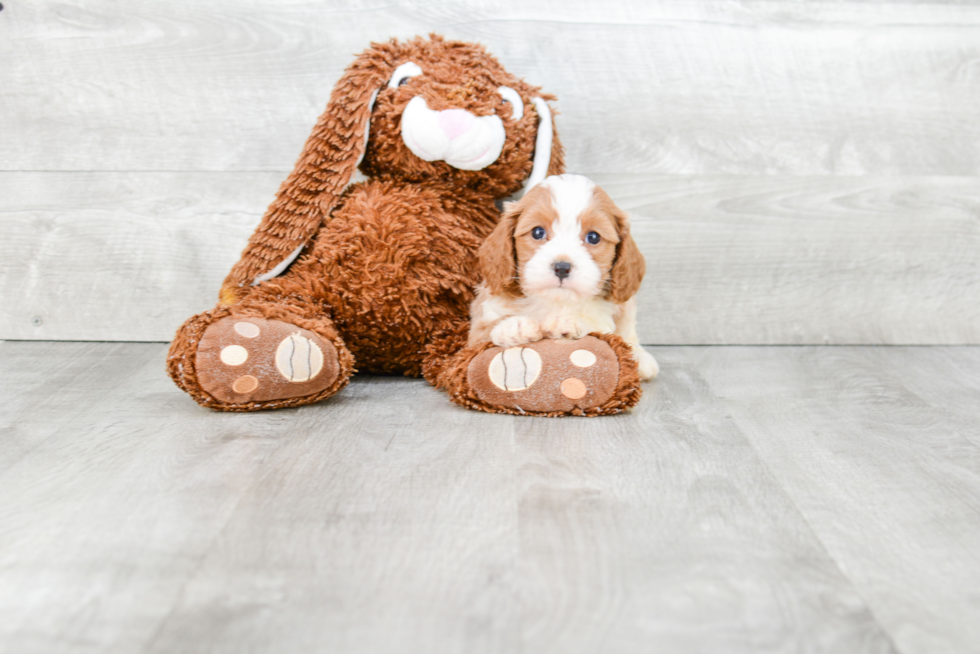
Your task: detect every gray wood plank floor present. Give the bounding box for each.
[1,341,978,653]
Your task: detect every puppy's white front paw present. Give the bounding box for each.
[634,346,659,380]
[541,316,586,340]
[491,316,543,348]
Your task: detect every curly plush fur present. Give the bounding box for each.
[168,35,644,415]
[218,35,563,305]
[168,35,570,409]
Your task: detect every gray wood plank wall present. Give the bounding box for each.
[2,1,979,343]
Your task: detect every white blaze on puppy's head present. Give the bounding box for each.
[477,173,644,304]
[520,174,606,300]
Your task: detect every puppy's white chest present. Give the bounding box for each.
[522,297,617,334]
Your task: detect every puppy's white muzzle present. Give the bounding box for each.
[400,96,505,171]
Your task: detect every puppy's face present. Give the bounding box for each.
[479,174,645,302]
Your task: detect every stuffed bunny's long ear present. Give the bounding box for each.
[220,48,395,303]
[522,98,553,192]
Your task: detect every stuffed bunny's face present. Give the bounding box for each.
[358,37,560,198]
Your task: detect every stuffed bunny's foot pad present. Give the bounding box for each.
[196,317,339,404]
[467,336,620,414]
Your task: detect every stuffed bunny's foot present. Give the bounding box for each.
[466,335,633,415]
[195,317,340,405]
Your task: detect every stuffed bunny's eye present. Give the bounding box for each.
[388,62,423,89]
[497,86,524,120]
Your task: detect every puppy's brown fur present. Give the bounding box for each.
[470,182,645,346]
[465,175,657,382]
[477,185,642,301]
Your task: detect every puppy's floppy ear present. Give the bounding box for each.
[607,207,645,303]
[479,204,522,297]
[219,41,399,303]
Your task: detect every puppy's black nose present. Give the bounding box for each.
[553,261,572,280]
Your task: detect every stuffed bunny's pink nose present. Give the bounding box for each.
[438,109,476,141]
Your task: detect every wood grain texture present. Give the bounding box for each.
[2,0,979,174]
[0,341,160,474]
[868,347,980,450]
[512,352,895,653]
[13,342,970,652]
[0,342,323,654]
[2,172,978,344]
[3,1,978,344]
[146,375,522,654]
[608,174,980,345]
[0,172,279,342]
[696,345,980,654]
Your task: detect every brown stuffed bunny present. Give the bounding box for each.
[167,35,642,415]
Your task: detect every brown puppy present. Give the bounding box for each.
[470,174,658,380]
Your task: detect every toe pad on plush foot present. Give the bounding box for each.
[467,336,621,415]
[196,317,339,405]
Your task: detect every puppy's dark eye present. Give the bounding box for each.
[501,97,510,104]
[398,77,410,87]
[586,231,601,245]
[531,226,546,240]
